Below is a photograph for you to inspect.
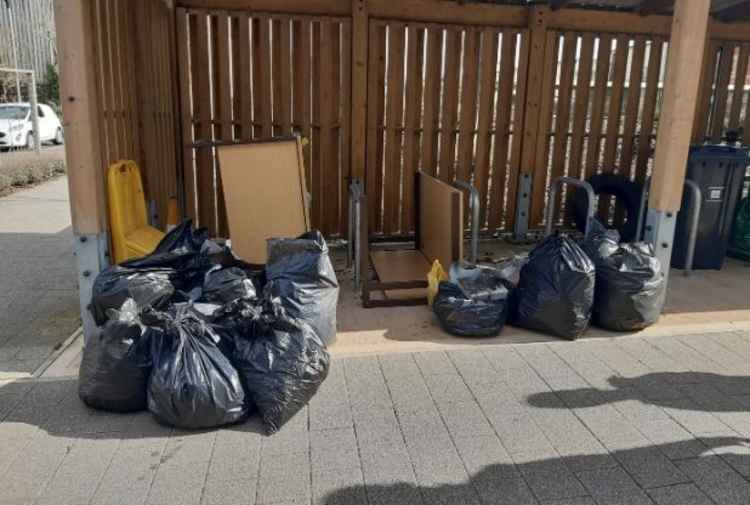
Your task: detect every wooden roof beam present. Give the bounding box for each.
[638,0,673,16]
[549,0,572,10]
[715,0,750,22]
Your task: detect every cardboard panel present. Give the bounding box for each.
[418,172,463,269]
[217,139,309,263]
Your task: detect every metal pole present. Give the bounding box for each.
[28,70,40,154]
[635,176,650,242]
[545,177,596,238]
[7,0,21,100]
[452,179,480,265]
[682,179,702,276]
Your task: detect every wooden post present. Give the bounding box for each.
[513,5,548,238]
[645,0,711,277]
[649,0,711,213]
[54,0,109,341]
[350,0,368,181]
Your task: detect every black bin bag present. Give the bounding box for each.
[512,234,595,340]
[582,221,665,331]
[79,299,153,412]
[147,304,248,429]
[90,266,175,326]
[201,266,257,304]
[230,299,330,434]
[433,264,513,337]
[265,231,339,345]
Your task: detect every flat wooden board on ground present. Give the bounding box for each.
[217,138,309,263]
[418,172,463,269]
[370,249,431,300]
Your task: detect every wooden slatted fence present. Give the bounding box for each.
[176,8,351,238]
[365,21,529,235]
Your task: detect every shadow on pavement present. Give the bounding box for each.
[526,372,750,412]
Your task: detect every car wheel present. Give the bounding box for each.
[25,133,35,150]
[53,127,64,145]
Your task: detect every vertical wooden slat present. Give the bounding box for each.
[568,33,594,181]
[636,37,664,184]
[456,28,480,186]
[271,19,282,137]
[550,32,576,223]
[383,23,405,234]
[619,36,646,178]
[237,14,252,140]
[529,30,558,227]
[350,0,368,181]
[402,25,425,232]
[474,29,499,228]
[329,21,342,236]
[728,44,750,131]
[192,11,215,234]
[693,40,719,143]
[420,27,442,176]
[438,28,461,183]
[177,10,196,221]
[92,0,112,168]
[341,20,352,236]
[102,0,118,161]
[584,34,612,181]
[365,22,386,233]
[215,12,232,237]
[505,30,530,231]
[488,30,516,230]
[312,21,323,229]
[253,16,272,138]
[293,19,312,180]
[710,43,735,142]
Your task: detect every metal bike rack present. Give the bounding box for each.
[452,179,480,265]
[545,177,596,238]
[635,177,701,276]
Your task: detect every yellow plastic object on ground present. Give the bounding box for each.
[427,259,448,307]
[107,160,165,264]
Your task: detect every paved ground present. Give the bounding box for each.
[0,176,80,378]
[3,331,750,504]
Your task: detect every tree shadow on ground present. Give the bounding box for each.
[526,372,750,413]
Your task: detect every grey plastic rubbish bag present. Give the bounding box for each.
[512,234,595,340]
[89,266,175,326]
[230,299,330,434]
[265,231,339,345]
[147,304,248,429]
[79,299,153,412]
[582,221,665,331]
[433,264,513,337]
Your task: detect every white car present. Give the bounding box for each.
[0,103,64,149]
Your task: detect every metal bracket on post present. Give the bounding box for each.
[73,233,109,344]
[636,177,701,276]
[513,173,532,240]
[644,209,677,282]
[349,178,364,288]
[452,179,480,265]
[545,176,595,238]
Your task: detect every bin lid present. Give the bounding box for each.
[689,144,749,162]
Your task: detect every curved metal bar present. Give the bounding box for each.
[545,177,596,238]
[682,179,702,277]
[635,176,651,242]
[453,179,480,264]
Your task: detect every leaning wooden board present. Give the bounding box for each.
[417,171,463,270]
[217,138,310,264]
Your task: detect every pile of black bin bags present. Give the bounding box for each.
[78,221,337,434]
[433,226,665,339]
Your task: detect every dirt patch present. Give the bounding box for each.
[0,146,66,196]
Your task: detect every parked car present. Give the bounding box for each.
[0,103,63,150]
